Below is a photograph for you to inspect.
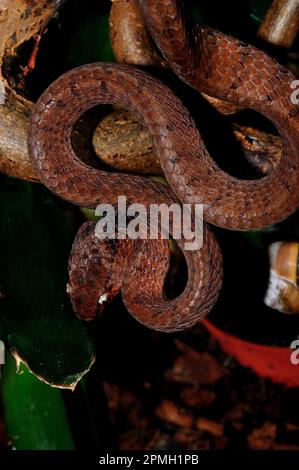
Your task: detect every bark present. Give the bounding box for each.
[258,0,299,49]
[0,0,65,181]
[94,109,281,176]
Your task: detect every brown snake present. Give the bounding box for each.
[28,0,299,332]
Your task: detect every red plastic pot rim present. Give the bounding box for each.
[203,319,299,388]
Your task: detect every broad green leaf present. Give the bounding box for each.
[0,175,95,388]
[2,353,75,450]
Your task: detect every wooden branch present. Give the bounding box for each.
[0,0,65,181]
[93,109,163,175]
[93,109,281,176]
[109,0,166,67]
[258,0,299,49]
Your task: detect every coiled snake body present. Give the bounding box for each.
[28,0,299,332]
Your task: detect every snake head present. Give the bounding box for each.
[67,221,121,321]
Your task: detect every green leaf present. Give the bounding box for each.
[2,353,75,450]
[0,175,95,388]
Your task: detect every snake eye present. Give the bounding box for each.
[264,241,299,314]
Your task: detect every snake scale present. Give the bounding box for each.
[27,0,299,332]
